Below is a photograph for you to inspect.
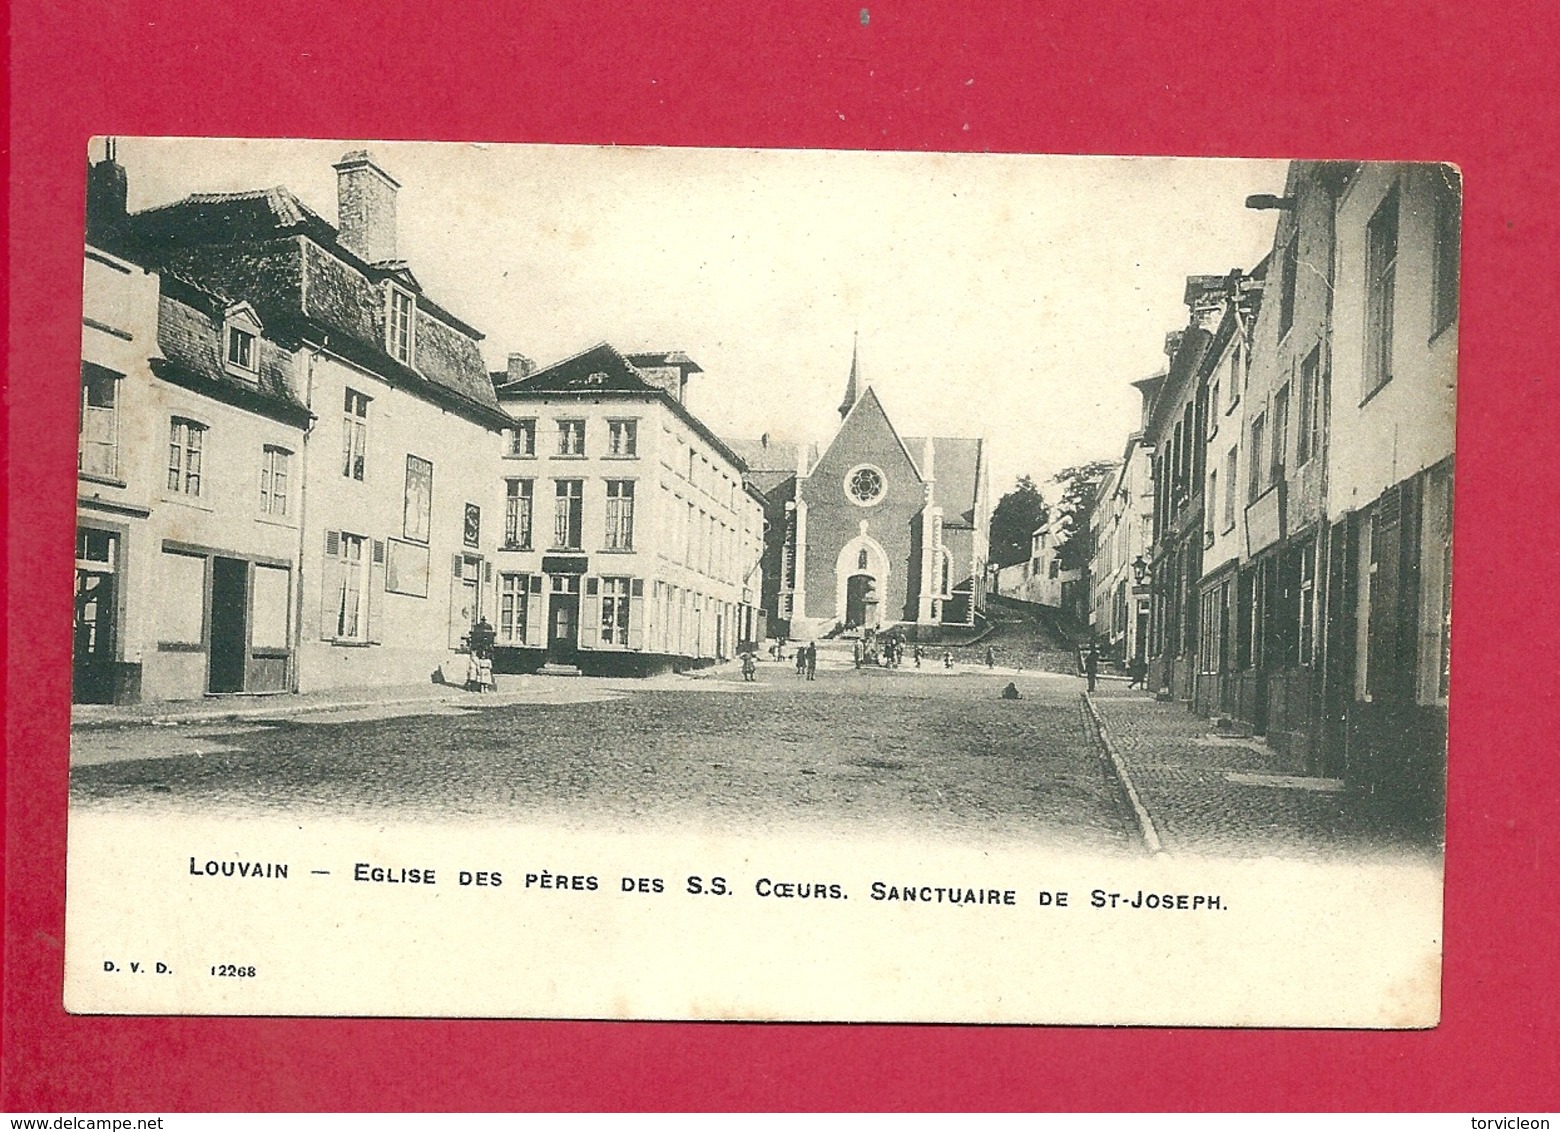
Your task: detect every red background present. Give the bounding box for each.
[6,0,1559,1112]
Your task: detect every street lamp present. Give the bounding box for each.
[1131,553,1151,586]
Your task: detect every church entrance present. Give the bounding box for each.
[845,573,878,629]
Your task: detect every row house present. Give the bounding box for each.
[76,232,311,703]
[1141,273,1254,699]
[1321,162,1457,812]
[1085,428,1153,665]
[492,343,766,674]
[80,148,514,700]
[1125,160,1457,816]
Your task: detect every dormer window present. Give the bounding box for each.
[222,304,263,381]
[386,283,416,366]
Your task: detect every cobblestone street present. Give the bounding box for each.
[71,654,1135,853]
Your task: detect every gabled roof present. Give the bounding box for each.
[497,342,751,476]
[495,341,659,394]
[813,385,925,485]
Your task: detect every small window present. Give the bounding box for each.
[1271,383,1290,484]
[167,417,206,496]
[386,285,416,365]
[79,364,120,478]
[1432,169,1461,337]
[260,445,291,517]
[1278,235,1298,340]
[554,479,584,549]
[605,480,635,550]
[499,573,531,644]
[600,577,632,644]
[342,389,369,480]
[1364,186,1400,399]
[504,419,537,458]
[608,419,638,457]
[1297,348,1321,466]
[504,479,533,549]
[226,325,256,373]
[557,419,585,456]
[1247,413,1266,503]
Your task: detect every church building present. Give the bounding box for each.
[769,349,990,639]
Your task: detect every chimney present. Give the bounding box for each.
[334,150,400,264]
[506,353,536,382]
[86,138,129,247]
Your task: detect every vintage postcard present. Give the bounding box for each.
[65,139,1453,1025]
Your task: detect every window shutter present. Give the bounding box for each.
[524,585,545,648]
[452,553,464,578]
[367,541,386,644]
[628,583,645,651]
[449,566,466,651]
[319,547,340,641]
[581,579,600,650]
[484,561,493,584]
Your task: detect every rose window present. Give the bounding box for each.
[847,466,885,505]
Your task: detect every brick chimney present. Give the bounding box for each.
[333,150,400,264]
[86,138,129,247]
[506,353,536,382]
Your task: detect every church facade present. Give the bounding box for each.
[766,359,989,639]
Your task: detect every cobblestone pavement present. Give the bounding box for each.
[1086,684,1443,860]
[71,661,1135,853]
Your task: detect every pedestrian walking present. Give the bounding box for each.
[796,648,807,677]
[985,645,995,669]
[805,642,817,680]
[1085,645,1100,693]
[914,645,923,668]
[741,652,757,682]
[943,650,953,669]
[853,639,863,669]
[1127,653,1147,690]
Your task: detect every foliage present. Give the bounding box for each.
[987,475,1050,568]
[1051,459,1118,571]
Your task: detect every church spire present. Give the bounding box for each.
[838,332,860,419]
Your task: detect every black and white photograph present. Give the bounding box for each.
[65,138,1455,1025]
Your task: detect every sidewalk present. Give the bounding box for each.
[1084,684,1440,859]
[69,674,640,731]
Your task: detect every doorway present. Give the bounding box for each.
[208,556,249,694]
[73,528,119,703]
[845,573,877,629]
[548,575,581,662]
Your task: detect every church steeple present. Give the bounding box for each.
[838,332,860,419]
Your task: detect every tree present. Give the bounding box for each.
[1051,459,1118,572]
[988,475,1049,568]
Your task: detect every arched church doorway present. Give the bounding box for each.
[846,573,879,629]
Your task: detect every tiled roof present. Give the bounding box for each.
[905,435,984,528]
[495,342,659,394]
[723,437,801,474]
